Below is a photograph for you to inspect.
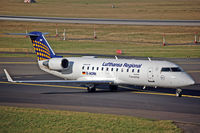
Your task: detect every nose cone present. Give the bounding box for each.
[177,72,195,87]
[184,74,195,86]
[186,77,195,86]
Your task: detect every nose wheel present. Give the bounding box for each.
[176,88,182,97]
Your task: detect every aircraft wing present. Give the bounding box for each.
[4,69,113,84]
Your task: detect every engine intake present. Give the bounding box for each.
[61,59,68,68]
[43,58,69,70]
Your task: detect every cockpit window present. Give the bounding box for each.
[161,67,182,72]
[171,67,182,72]
[161,68,171,72]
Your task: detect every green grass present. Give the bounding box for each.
[1,0,200,20]
[0,21,200,58]
[1,37,199,58]
[0,106,181,133]
[0,0,200,58]
[1,39,199,58]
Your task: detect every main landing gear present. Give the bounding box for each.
[87,84,118,92]
[109,85,118,92]
[87,84,96,92]
[176,88,182,97]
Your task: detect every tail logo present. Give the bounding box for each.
[32,40,51,61]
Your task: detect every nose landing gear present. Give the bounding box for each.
[176,88,182,97]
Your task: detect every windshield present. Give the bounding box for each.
[161,67,171,72]
[161,67,183,72]
[171,67,182,72]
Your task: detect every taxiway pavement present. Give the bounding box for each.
[0,57,200,131]
[1,15,200,26]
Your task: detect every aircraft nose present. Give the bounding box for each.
[185,75,195,86]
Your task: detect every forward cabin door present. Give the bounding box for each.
[147,67,155,82]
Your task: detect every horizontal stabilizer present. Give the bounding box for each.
[4,69,14,82]
[4,32,48,36]
[3,69,113,84]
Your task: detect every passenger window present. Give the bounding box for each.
[116,68,118,72]
[87,66,89,70]
[111,68,113,71]
[92,67,94,70]
[102,67,104,71]
[121,68,123,72]
[137,69,140,73]
[106,67,109,71]
[127,69,129,72]
[132,69,134,73]
[82,66,84,70]
[97,67,99,71]
[161,67,170,72]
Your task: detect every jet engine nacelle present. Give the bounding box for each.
[43,58,69,70]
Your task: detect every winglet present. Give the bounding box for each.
[3,69,14,82]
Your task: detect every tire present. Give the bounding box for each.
[109,85,118,92]
[176,89,182,97]
[87,85,96,92]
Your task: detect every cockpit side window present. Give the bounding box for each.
[161,67,170,72]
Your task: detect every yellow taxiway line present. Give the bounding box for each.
[0,81,200,98]
[0,81,87,90]
[0,62,36,64]
[132,91,200,99]
[120,85,200,99]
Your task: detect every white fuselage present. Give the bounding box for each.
[38,57,194,88]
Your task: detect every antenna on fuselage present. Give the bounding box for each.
[148,57,151,61]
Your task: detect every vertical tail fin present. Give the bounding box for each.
[5,31,62,61]
[29,31,61,61]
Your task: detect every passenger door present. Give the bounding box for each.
[147,67,155,82]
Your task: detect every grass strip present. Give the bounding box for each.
[0,21,200,58]
[1,0,200,20]
[0,106,181,133]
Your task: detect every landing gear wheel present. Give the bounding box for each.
[176,89,182,97]
[109,85,118,92]
[87,85,96,93]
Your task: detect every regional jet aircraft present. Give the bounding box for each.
[4,31,195,97]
